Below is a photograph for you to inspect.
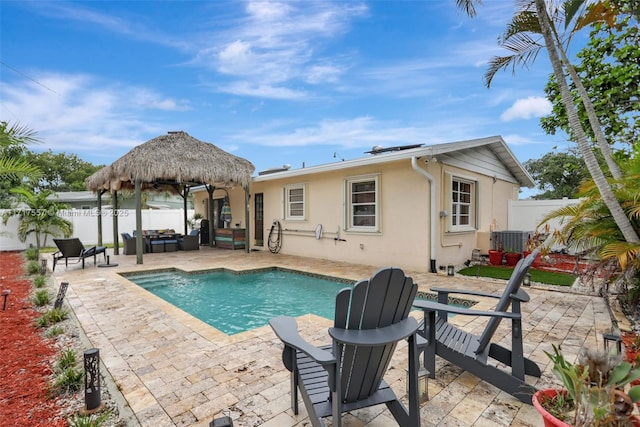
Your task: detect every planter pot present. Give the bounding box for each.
[533,389,640,427]
[488,250,503,266]
[532,389,572,427]
[505,252,522,266]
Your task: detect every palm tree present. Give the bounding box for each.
[0,121,41,180]
[2,187,73,257]
[530,0,637,243]
[457,0,639,244]
[540,155,640,290]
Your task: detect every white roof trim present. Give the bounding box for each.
[253,135,535,188]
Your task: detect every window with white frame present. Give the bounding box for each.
[284,184,305,220]
[346,175,379,231]
[450,176,476,231]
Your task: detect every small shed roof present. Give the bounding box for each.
[85,131,255,192]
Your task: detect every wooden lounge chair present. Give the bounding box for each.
[413,249,541,404]
[52,238,107,271]
[270,267,421,427]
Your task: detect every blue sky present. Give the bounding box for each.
[1,1,581,194]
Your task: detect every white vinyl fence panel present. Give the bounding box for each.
[508,198,580,233]
[0,208,194,251]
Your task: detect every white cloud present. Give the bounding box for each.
[0,72,189,156]
[192,1,367,97]
[500,96,551,121]
[225,115,480,150]
[216,81,307,99]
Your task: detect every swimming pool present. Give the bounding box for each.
[125,269,353,335]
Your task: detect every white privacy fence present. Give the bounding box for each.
[508,198,580,232]
[0,208,195,251]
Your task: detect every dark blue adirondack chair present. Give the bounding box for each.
[270,267,421,427]
[413,249,541,403]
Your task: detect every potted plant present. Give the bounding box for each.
[532,344,640,426]
[504,249,522,266]
[488,249,504,266]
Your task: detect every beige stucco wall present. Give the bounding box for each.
[192,187,247,227]
[250,160,432,271]
[192,159,519,273]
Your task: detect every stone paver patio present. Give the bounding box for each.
[50,246,614,426]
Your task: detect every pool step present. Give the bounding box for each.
[127,272,178,288]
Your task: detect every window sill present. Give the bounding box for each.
[446,228,477,234]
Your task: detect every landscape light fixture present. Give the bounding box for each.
[82,348,105,414]
[406,365,429,403]
[603,332,622,355]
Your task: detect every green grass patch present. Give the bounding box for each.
[457,265,577,287]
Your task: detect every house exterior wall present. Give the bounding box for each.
[421,161,519,269]
[250,159,433,271]
[245,157,518,273]
[190,144,523,272]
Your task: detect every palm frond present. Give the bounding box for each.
[483,41,543,88]
[455,0,482,18]
[563,0,586,28]
[0,121,41,148]
[0,156,41,180]
[573,0,617,31]
[501,11,541,43]
[600,242,640,269]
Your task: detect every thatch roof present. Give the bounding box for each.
[85,131,254,192]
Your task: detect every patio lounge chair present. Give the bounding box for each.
[52,238,107,271]
[413,249,541,404]
[270,267,421,427]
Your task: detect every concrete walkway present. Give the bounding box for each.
[51,247,614,426]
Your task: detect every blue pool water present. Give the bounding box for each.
[125,269,352,335]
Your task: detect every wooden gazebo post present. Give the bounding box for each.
[135,179,144,264]
[112,191,119,256]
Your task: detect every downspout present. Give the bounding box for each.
[411,157,437,273]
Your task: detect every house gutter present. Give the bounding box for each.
[411,157,438,273]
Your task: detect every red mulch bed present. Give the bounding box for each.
[534,253,592,274]
[0,251,67,427]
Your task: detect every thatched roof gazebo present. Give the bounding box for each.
[86,131,255,264]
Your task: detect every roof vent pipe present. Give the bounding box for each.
[411,156,438,273]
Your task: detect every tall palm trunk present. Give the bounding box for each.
[534,0,639,243]
[548,23,623,179]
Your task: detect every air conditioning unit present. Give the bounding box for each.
[491,231,533,253]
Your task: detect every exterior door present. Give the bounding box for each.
[254,193,264,246]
